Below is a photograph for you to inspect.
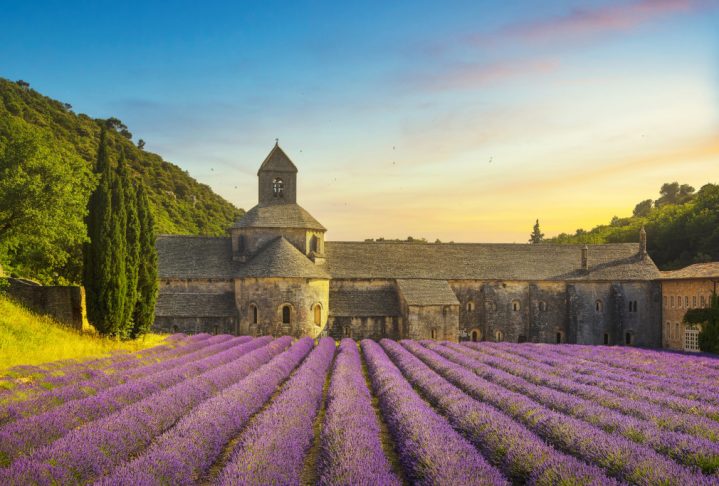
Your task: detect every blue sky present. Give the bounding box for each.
[2,0,718,241]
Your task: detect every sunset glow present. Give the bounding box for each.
[2,0,717,241]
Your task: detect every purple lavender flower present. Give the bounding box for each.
[217,337,336,485]
[362,339,509,486]
[317,339,401,486]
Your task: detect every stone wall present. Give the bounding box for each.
[661,279,718,350]
[154,316,237,335]
[3,278,85,330]
[327,316,401,340]
[403,304,459,342]
[235,276,329,338]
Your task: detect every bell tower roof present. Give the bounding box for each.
[257,142,298,175]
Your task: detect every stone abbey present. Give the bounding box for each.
[154,143,664,345]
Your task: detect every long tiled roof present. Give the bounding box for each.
[155,293,236,317]
[232,203,326,230]
[329,288,401,317]
[157,237,661,281]
[236,237,330,279]
[157,235,237,279]
[324,242,661,281]
[659,262,719,280]
[397,279,460,306]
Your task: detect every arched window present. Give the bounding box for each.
[431,328,437,339]
[664,321,670,343]
[556,331,563,344]
[466,301,475,312]
[625,331,633,346]
[213,325,219,335]
[172,325,179,333]
[344,326,352,337]
[603,333,610,345]
[310,235,319,253]
[495,330,504,342]
[684,296,689,308]
[313,303,322,326]
[282,305,291,324]
[595,300,604,313]
[511,300,520,312]
[471,329,481,342]
[272,178,284,197]
[442,305,450,316]
[249,304,258,325]
[674,322,680,340]
[538,301,547,312]
[676,295,681,308]
[663,296,667,308]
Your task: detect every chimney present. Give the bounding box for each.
[639,225,647,259]
[581,245,588,271]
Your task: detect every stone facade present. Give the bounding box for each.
[658,263,719,351]
[154,143,669,346]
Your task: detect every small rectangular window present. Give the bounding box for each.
[671,296,674,307]
[685,296,689,308]
[692,296,697,308]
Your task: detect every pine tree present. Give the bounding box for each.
[119,151,140,336]
[529,219,545,244]
[131,181,158,337]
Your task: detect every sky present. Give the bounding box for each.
[1,0,718,242]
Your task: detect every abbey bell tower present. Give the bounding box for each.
[257,141,298,205]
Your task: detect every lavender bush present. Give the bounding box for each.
[1,337,291,485]
[218,337,336,485]
[96,337,314,485]
[362,339,508,486]
[317,339,400,486]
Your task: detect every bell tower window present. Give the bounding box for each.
[272,178,284,198]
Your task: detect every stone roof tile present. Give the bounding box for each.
[232,203,326,230]
[236,237,330,279]
[329,288,401,317]
[257,144,298,174]
[324,242,661,281]
[156,235,237,279]
[659,262,719,280]
[397,279,459,306]
[155,293,236,317]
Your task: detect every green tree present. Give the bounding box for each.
[131,182,158,338]
[529,219,544,244]
[684,293,719,355]
[83,131,127,336]
[633,199,653,217]
[655,182,695,207]
[119,151,140,335]
[0,119,94,283]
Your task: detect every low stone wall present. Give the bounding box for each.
[2,278,85,331]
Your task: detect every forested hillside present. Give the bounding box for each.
[549,182,719,270]
[0,78,243,284]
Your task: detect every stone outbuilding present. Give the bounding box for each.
[154,143,664,345]
[658,262,719,351]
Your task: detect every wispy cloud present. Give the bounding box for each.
[409,57,560,91]
[471,0,714,45]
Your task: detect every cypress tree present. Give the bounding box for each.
[119,151,140,336]
[84,130,114,333]
[104,156,128,337]
[131,181,158,338]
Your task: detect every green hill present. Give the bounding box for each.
[0,78,244,284]
[549,182,719,270]
[0,295,165,375]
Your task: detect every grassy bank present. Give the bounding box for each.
[0,295,166,372]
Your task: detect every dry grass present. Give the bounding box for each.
[0,295,166,373]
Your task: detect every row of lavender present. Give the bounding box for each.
[3,334,719,485]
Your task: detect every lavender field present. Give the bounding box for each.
[1,335,719,485]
